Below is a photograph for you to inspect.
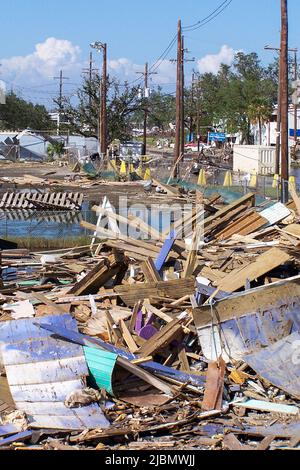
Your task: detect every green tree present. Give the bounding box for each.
[0,92,54,131]
[57,75,143,144]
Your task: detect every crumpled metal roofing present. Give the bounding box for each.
[0,314,110,430]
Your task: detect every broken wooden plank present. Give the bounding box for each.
[202,358,225,412]
[68,253,128,296]
[138,319,183,358]
[215,247,291,293]
[141,257,162,282]
[114,278,195,307]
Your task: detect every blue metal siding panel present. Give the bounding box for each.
[0,315,110,430]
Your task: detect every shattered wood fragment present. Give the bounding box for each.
[119,319,139,354]
[141,257,162,282]
[202,358,226,412]
[114,278,195,306]
[68,252,128,296]
[215,247,291,293]
[138,318,183,358]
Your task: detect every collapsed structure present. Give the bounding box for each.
[0,182,300,450]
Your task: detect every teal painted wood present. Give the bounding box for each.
[84,346,117,396]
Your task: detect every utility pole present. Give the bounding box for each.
[101,43,107,161]
[136,63,157,155]
[54,70,69,135]
[91,42,108,164]
[189,72,196,141]
[180,35,185,159]
[173,20,194,177]
[82,52,98,109]
[265,44,297,175]
[293,49,298,142]
[174,20,182,178]
[280,0,289,203]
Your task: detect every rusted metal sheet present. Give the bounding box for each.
[244,331,300,399]
[0,315,110,430]
[192,275,300,362]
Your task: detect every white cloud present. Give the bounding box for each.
[197,45,236,74]
[1,38,81,84]
[108,58,176,86]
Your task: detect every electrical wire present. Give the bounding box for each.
[183,0,233,32]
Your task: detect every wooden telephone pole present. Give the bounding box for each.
[174,20,182,178]
[280,0,289,203]
[101,43,107,161]
[173,20,194,178]
[136,63,157,155]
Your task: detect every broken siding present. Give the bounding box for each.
[244,332,300,399]
[193,275,300,362]
[0,315,110,430]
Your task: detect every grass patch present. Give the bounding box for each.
[3,236,92,251]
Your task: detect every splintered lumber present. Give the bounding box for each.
[289,186,300,216]
[119,319,139,353]
[215,247,291,293]
[282,224,300,239]
[202,358,226,411]
[204,193,255,228]
[178,348,191,373]
[81,220,162,255]
[68,252,128,296]
[143,300,173,323]
[92,206,162,241]
[138,318,183,358]
[216,210,268,240]
[141,257,162,282]
[114,278,195,307]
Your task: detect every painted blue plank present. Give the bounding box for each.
[155,229,176,272]
[0,424,20,438]
[0,431,32,447]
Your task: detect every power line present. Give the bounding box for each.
[183,0,233,32]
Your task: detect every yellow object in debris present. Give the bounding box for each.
[229,369,248,385]
[223,171,232,187]
[197,168,207,186]
[129,163,135,174]
[144,167,151,181]
[249,170,257,188]
[137,165,143,178]
[289,176,296,190]
[272,174,280,188]
[120,161,127,175]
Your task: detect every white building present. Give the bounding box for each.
[251,104,300,147]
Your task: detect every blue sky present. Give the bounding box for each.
[1,0,299,106]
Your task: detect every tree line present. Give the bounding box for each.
[1,52,296,144]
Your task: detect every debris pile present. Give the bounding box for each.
[0,185,300,451]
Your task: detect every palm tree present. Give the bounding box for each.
[248,99,273,145]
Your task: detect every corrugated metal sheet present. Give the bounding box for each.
[84,347,117,395]
[259,202,291,226]
[244,331,300,399]
[193,275,300,362]
[0,315,110,430]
